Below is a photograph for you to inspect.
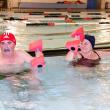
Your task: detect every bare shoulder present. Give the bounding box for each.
[96,50,110,58]
[16,50,33,62]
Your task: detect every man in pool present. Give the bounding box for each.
[0,32,31,74]
[0,32,42,76]
[0,32,44,88]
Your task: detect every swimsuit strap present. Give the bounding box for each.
[93,50,101,60]
[79,53,84,59]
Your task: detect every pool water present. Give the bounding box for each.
[0,11,110,50]
[0,11,110,110]
[0,56,110,110]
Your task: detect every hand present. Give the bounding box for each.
[31,55,45,68]
[66,50,78,61]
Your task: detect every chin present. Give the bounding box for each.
[4,52,12,56]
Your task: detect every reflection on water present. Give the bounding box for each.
[1,72,42,110]
[0,14,110,50]
[15,80,30,102]
[0,56,110,109]
[0,12,110,109]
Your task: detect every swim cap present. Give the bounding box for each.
[85,34,95,48]
[0,32,16,45]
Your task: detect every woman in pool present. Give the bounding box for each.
[71,35,110,67]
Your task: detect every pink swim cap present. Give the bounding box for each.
[0,32,16,45]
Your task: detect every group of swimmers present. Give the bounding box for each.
[0,31,110,77]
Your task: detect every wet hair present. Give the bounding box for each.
[85,35,95,48]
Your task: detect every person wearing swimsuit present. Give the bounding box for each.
[0,32,41,88]
[75,51,101,67]
[0,32,42,78]
[72,35,101,67]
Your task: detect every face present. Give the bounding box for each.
[0,40,15,56]
[80,39,93,53]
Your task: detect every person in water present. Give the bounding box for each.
[0,32,41,76]
[0,32,43,89]
[72,35,110,67]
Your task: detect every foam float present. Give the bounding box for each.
[65,40,80,61]
[70,26,85,42]
[29,39,45,67]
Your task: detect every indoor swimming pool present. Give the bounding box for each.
[0,11,110,110]
[0,11,110,50]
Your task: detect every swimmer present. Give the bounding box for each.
[0,32,44,89]
[68,35,110,67]
[65,15,73,23]
[0,32,43,76]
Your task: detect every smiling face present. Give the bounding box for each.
[80,39,93,53]
[0,40,15,56]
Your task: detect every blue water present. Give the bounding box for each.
[0,11,110,110]
[0,56,110,110]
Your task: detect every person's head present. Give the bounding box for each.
[0,32,16,56]
[80,35,95,53]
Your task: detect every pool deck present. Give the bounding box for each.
[6,6,110,13]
